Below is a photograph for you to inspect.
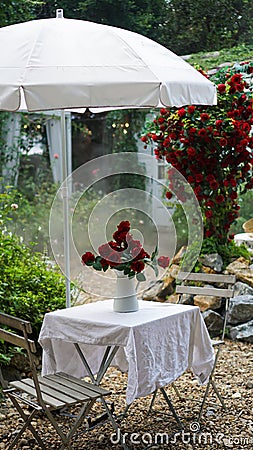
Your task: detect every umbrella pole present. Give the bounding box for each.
[61,110,71,308]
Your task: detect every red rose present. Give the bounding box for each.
[128,238,142,250]
[187,175,195,183]
[100,258,109,269]
[131,247,140,258]
[229,86,236,94]
[216,194,225,204]
[187,147,196,157]
[113,230,128,244]
[230,74,242,83]
[106,251,122,266]
[205,210,213,218]
[166,191,173,199]
[218,84,226,93]
[240,138,249,147]
[133,247,150,260]
[117,221,130,233]
[177,108,186,117]
[194,186,202,195]
[209,180,219,190]
[188,106,195,114]
[189,127,197,135]
[108,240,123,252]
[98,243,113,258]
[198,128,208,137]
[215,120,223,128]
[81,252,95,265]
[206,199,215,208]
[219,138,227,146]
[130,260,145,273]
[230,191,238,200]
[242,123,251,133]
[158,256,170,268]
[195,173,203,183]
[200,113,210,122]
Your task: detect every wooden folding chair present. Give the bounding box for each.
[0,312,129,450]
[175,271,236,420]
[148,272,235,422]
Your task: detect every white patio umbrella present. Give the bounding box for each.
[0,9,217,307]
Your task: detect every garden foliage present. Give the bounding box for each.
[0,187,66,365]
[142,62,253,247]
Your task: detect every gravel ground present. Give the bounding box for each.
[0,340,252,450]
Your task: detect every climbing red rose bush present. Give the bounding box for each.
[81,220,170,281]
[142,62,253,244]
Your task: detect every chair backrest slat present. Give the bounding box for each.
[176,271,236,339]
[176,272,235,299]
[177,272,236,285]
[0,329,36,353]
[0,312,41,399]
[176,285,234,297]
[0,312,32,334]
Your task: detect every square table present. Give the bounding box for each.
[39,300,214,406]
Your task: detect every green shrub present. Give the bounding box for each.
[172,204,251,269]
[187,44,253,71]
[200,237,251,268]
[0,187,66,366]
[6,182,59,254]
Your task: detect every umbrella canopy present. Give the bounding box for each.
[0,11,217,307]
[0,13,216,112]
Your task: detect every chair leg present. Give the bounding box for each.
[148,384,183,414]
[198,376,212,422]
[118,403,131,419]
[43,407,73,449]
[100,397,130,450]
[171,382,183,400]
[198,346,226,421]
[7,394,47,450]
[59,398,97,449]
[198,377,227,422]
[148,388,183,429]
[160,388,183,429]
[211,379,227,409]
[148,389,158,414]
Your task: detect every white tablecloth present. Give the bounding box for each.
[39,300,214,405]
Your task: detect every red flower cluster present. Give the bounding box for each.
[81,221,170,280]
[142,62,253,243]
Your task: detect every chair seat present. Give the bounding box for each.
[10,372,110,410]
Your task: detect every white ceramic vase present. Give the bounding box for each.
[113,270,139,313]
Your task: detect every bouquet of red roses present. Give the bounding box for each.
[81,220,170,281]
